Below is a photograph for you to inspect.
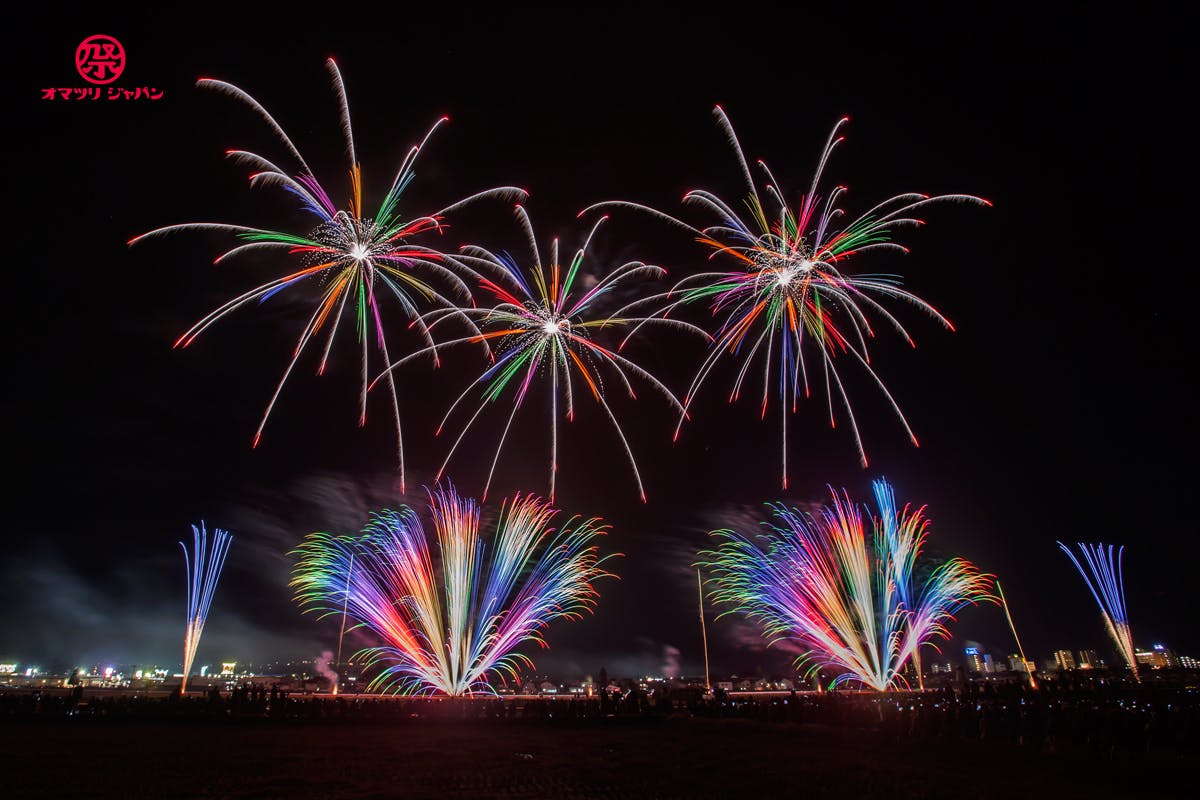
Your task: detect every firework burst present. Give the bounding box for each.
[374,206,705,502]
[1058,541,1139,682]
[589,109,988,487]
[131,59,524,489]
[290,483,616,696]
[699,478,995,690]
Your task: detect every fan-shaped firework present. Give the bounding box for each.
[131,59,523,489]
[1058,541,1138,682]
[290,483,617,696]
[589,109,988,487]
[374,206,704,502]
[699,479,995,690]
[180,522,233,693]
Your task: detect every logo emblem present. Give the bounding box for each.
[75,35,125,85]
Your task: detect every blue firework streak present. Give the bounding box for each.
[1058,541,1139,682]
[180,522,233,693]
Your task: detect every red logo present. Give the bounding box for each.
[75,35,125,84]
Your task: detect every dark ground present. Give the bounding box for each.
[3,716,1193,799]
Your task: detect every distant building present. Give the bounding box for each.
[1135,649,1163,668]
[1154,645,1180,668]
[1077,650,1100,669]
[1135,645,1178,670]
[1179,654,1199,669]
[964,647,993,675]
[1054,650,1077,670]
[1004,655,1035,674]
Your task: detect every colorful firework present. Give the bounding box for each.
[589,109,988,487]
[131,59,523,490]
[699,478,995,690]
[180,522,233,693]
[373,206,704,502]
[1058,541,1139,682]
[290,483,616,696]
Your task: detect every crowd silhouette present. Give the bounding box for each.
[3,675,1196,759]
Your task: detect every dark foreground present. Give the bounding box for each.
[3,713,1195,799]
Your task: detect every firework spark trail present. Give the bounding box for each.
[587,109,988,488]
[1058,541,1139,682]
[371,206,708,502]
[699,478,994,691]
[290,483,617,696]
[180,522,233,694]
[130,59,525,490]
[996,580,1037,688]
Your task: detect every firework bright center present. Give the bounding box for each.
[775,258,813,288]
[543,319,562,335]
[350,244,370,261]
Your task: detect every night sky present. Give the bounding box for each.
[7,10,1192,679]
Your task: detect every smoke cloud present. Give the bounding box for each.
[661,644,681,678]
[314,650,338,690]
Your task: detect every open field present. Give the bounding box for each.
[2,715,1194,799]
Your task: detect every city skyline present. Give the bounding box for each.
[5,635,1194,684]
[7,640,1196,685]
